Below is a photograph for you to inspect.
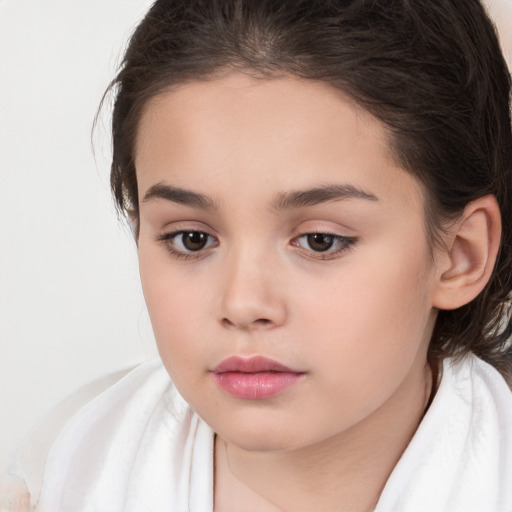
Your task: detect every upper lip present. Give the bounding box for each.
[212,356,301,373]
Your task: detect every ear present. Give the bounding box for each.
[432,195,502,310]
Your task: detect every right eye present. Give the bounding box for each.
[157,230,218,259]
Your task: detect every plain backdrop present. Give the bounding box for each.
[0,0,157,475]
[0,0,511,476]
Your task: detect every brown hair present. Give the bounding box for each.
[104,0,512,383]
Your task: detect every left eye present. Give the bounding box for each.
[293,233,355,253]
[160,230,217,254]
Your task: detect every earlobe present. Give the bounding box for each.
[432,195,502,311]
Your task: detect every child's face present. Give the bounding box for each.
[136,73,439,451]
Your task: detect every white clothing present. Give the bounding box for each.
[2,354,512,512]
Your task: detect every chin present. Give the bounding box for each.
[224,434,297,453]
[214,420,313,453]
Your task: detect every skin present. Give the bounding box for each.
[135,73,445,511]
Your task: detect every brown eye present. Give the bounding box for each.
[181,231,209,251]
[157,229,217,258]
[306,233,335,252]
[292,232,357,258]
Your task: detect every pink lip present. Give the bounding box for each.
[211,356,305,399]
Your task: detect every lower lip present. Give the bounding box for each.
[212,371,304,399]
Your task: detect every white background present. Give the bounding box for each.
[0,0,157,475]
[0,0,511,476]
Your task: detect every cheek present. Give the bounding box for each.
[296,240,434,380]
[138,249,208,371]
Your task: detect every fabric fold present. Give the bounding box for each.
[375,356,512,512]
[5,354,511,512]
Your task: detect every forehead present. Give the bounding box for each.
[135,73,424,213]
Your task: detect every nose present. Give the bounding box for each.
[218,245,287,331]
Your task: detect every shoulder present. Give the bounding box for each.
[1,365,134,511]
[438,353,512,451]
[376,353,512,511]
[445,353,512,408]
[4,358,187,511]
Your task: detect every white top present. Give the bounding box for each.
[3,354,512,512]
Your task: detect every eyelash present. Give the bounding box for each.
[291,232,357,260]
[155,230,357,261]
[156,230,218,261]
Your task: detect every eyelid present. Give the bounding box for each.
[290,230,357,260]
[155,225,357,262]
[156,228,218,260]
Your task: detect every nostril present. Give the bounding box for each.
[221,317,273,329]
[221,318,234,328]
[254,318,272,327]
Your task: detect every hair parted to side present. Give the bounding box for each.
[104,0,512,383]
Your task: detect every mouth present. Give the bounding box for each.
[211,356,305,399]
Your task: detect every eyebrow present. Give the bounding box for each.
[142,182,378,211]
[142,182,220,211]
[271,184,378,210]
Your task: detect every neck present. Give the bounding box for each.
[214,361,433,512]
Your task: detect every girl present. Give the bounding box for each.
[5,0,512,511]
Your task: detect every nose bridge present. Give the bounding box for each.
[219,236,286,330]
